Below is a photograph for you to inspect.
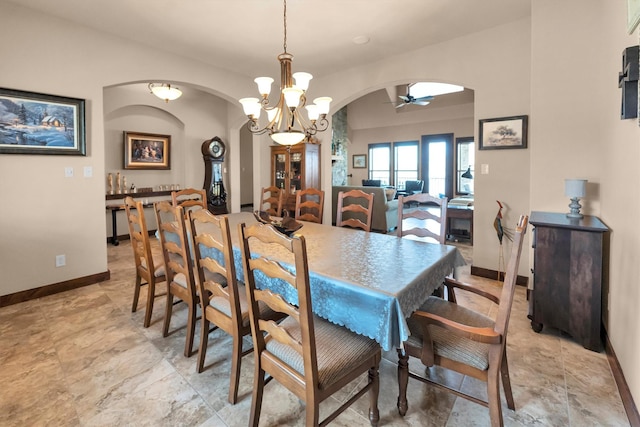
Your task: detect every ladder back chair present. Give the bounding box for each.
[171,188,207,217]
[188,209,285,404]
[154,201,199,358]
[397,193,448,244]
[123,196,166,328]
[259,186,284,217]
[397,215,529,427]
[335,189,374,232]
[239,222,382,427]
[294,187,325,224]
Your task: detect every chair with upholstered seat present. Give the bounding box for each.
[188,209,285,403]
[172,188,207,217]
[155,200,199,358]
[294,187,324,224]
[259,186,284,217]
[336,189,374,232]
[123,196,166,328]
[239,221,382,427]
[397,193,448,244]
[396,215,528,427]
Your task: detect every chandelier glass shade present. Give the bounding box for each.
[148,83,182,103]
[239,0,331,145]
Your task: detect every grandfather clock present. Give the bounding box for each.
[201,136,228,215]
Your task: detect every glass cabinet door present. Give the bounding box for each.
[274,153,287,189]
[289,151,302,191]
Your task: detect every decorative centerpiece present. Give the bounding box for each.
[253,210,303,237]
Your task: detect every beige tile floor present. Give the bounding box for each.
[0,239,630,426]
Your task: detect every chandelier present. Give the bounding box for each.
[239,0,332,146]
[148,83,182,103]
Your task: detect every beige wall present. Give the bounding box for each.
[1,0,638,408]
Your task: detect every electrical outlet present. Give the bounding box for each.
[55,254,66,267]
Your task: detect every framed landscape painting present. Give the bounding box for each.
[0,87,86,155]
[479,115,528,150]
[124,131,171,170]
[353,154,367,168]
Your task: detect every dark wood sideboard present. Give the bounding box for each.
[528,211,609,351]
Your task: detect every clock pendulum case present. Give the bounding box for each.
[201,136,228,214]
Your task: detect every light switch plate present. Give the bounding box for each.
[64,167,74,178]
[83,166,93,178]
[481,164,489,175]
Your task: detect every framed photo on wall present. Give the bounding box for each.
[124,131,171,169]
[353,154,367,168]
[479,115,528,150]
[0,87,86,155]
[628,0,640,33]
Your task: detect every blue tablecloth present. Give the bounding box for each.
[176,212,466,351]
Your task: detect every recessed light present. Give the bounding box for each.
[352,35,370,45]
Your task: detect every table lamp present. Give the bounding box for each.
[565,179,587,218]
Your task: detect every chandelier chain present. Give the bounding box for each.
[283,0,287,53]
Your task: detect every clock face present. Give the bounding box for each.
[209,139,225,158]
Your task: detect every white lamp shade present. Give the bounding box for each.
[305,104,319,121]
[254,77,274,97]
[266,107,280,122]
[292,72,313,91]
[239,97,261,119]
[283,87,303,108]
[313,97,332,115]
[565,179,587,198]
[150,83,182,101]
[271,131,305,145]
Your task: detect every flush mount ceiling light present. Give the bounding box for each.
[148,83,182,103]
[239,0,332,146]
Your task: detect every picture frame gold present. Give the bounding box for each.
[123,131,171,169]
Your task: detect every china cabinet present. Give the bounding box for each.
[271,143,320,212]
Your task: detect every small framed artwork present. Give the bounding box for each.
[353,154,367,168]
[124,131,171,170]
[479,115,528,150]
[0,87,86,155]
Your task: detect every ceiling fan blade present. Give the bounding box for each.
[398,95,410,102]
[395,103,406,109]
[414,101,430,106]
[415,95,434,102]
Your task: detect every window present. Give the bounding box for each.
[421,134,453,199]
[456,137,474,195]
[394,141,418,189]
[368,143,391,185]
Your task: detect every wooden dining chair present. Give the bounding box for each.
[239,221,382,427]
[294,187,324,224]
[397,215,528,427]
[259,186,284,217]
[123,196,166,328]
[188,209,285,404]
[397,193,448,244]
[154,200,199,358]
[336,189,374,232]
[172,188,207,217]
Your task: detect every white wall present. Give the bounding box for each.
[530,0,640,405]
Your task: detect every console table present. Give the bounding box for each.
[105,190,172,245]
[528,211,609,351]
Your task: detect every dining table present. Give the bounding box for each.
[198,212,466,351]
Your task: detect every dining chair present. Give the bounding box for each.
[259,186,284,217]
[188,209,285,404]
[397,193,448,244]
[239,221,382,427]
[123,196,166,328]
[336,189,374,232]
[154,200,199,358]
[396,215,528,427]
[171,188,207,217]
[294,187,324,224]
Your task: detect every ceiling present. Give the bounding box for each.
[6,0,531,79]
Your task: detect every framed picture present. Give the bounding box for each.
[0,87,86,155]
[124,131,171,170]
[628,0,640,33]
[479,115,528,150]
[353,154,367,168]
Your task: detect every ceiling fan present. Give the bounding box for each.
[395,84,434,108]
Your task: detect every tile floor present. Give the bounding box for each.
[0,239,630,426]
